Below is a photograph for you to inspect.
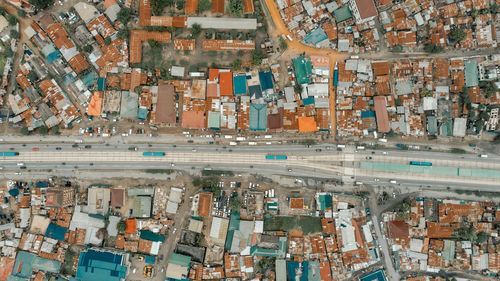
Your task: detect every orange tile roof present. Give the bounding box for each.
[219,71,233,96]
[104,0,116,8]
[129,30,171,63]
[68,54,89,74]
[427,222,454,238]
[0,257,15,281]
[371,61,390,76]
[206,83,219,98]
[87,14,116,39]
[16,75,30,90]
[139,0,152,26]
[212,0,224,14]
[290,198,304,209]
[186,0,198,15]
[319,262,332,281]
[174,39,195,50]
[202,39,255,51]
[115,235,125,249]
[298,116,318,132]
[126,219,136,234]
[198,192,212,217]
[182,110,205,128]
[243,0,254,14]
[87,91,103,116]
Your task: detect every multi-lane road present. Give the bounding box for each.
[0,140,499,190]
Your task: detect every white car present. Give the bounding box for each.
[374,178,380,182]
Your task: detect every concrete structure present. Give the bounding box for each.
[186,17,257,30]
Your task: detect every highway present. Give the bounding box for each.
[0,141,499,190]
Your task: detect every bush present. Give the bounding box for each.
[251,49,265,65]
[176,0,184,10]
[424,44,444,53]
[38,126,48,135]
[151,0,172,16]
[17,10,26,17]
[279,37,288,51]
[6,15,17,26]
[83,45,93,53]
[117,8,132,24]
[190,23,201,37]
[21,127,29,135]
[450,148,466,154]
[449,27,466,42]
[228,0,243,16]
[231,59,242,70]
[104,37,112,45]
[392,45,403,52]
[197,0,211,13]
[9,30,19,39]
[29,0,53,9]
[117,28,130,39]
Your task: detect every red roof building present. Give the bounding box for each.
[219,71,233,96]
[374,96,390,132]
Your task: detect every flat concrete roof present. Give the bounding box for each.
[186,17,257,30]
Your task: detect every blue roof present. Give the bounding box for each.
[302,97,314,106]
[233,75,247,95]
[465,60,479,87]
[359,269,388,281]
[140,230,165,242]
[97,78,106,91]
[11,251,61,280]
[248,84,263,99]
[46,50,61,64]
[293,56,312,85]
[304,27,328,45]
[361,111,376,118]
[35,181,49,188]
[249,103,267,131]
[145,255,156,264]
[82,72,98,88]
[45,223,68,241]
[8,188,19,196]
[76,249,127,281]
[258,71,274,91]
[137,107,149,120]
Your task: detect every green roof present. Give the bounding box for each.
[140,230,165,242]
[250,236,287,258]
[168,253,191,267]
[132,196,151,218]
[208,111,220,129]
[442,240,455,261]
[317,194,332,211]
[249,103,267,131]
[292,56,312,85]
[465,60,479,87]
[334,6,352,22]
[127,187,154,196]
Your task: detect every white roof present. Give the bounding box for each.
[166,201,179,214]
[171,66,185,77]
[169,187,183,203]
[254,221,264,233]
[74,2,99,22]
[19,208,30,228]
[107,216,120,237]
[186,17,257,30]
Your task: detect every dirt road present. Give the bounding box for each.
[261,0,347,139]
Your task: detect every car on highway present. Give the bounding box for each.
[32,147,39,151]
[389,179,397,184]
[56,147,62,150]
[315,149,322,152]
[374,178,380,182]
[72,144,78,148]
[15,172,21,175]
[84,145,92,149]
[287,168,292,172]
[17,163,24,166]
[192,149,197,152]
[128,146,137,151]
[365,208,371,216]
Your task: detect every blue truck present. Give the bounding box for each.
[265,155,287,160]
[409,161,432,166]
[1,152,19,156]
[143,152,165,156]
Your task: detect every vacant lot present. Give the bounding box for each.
[264,215,322,234]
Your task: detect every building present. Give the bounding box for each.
[132,196,152,218]
[166,253,191,280]
[151,84,176,125]
[111,188,125,208]
[76,248,129,281]
[86,187,110,215]
[44,187,75,208]
[349,0,378,24]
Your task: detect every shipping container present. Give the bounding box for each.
[152,152,165,156]
[275,155,287,160]
[143,152,153,156]
[409,161,421,166]
[421,162,432,166]
[265,155,275,160]
[4,152,19,156]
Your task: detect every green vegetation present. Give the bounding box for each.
[145,169,173,174]
[38,126,48,135]
[419,87,432,98]
[449,27,466,42]
[227,0,243,16]
[29,0,53,9]
[117,28,130,39]
[0,7,5,15]
[392,45,403,52]
[190,23,202,37]
[479,81,498,98]
[454,189,500,198]
[151,0,172,16]
[491,4,499,13]
[176,0,184,10]
[117,8,132,25]
[9,30,19,39]
[450,148,466,154]
[6,14,17,26]
[61,248,77,275]
[134,86,142,94]
[395,201,410,219]
[21,127,30,135]
[193,177,222,197]
[201,169,234,176]
[493,135,500,144]
[117,220,126,233]
[454,227,487,243]
[197,0,211,13]
[229,197,242,212]
[83,45,93,53]
[231,59,242,70]
[51,126,59,135]
[386,129,399,138]
[148,39,161,48]
[104,37,112,45]
[264,216,322,234]
[255,257,275,274]
[251,49,265,65]
[424,44,444,53]
[299,139,317,146]
[279,37,288,51]
[17,10,26,17]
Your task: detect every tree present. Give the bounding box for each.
[229,198,242,212]
[0,7,5,15]
[134,86,142,94]
[38,126,48,135]
[231,59,242,70]
[251,49,265,65]
[148,39,161,48]
[117,221,126,233]
[197,0,211,13]
[21,127,29,135]
[176,0,184,10]
[190,23,202,37]
[279,37,288,51]
[392,45,403,52]
[228,0,243,16]
[29,0,53,9]
[396,202,410,219]
[192,177,202,186]
[475,119,485,132]
[256,257,275,275]
[479,81,498,98]
[6,15,17,26]
[10,30,19,39]
[419,87,432,98]
[424,44,444,53]
[117,28,130,39]
[51,126,59,135]
[104,37,112,45]
[83,45,93,53]
[449,27,466,42]
[151,0,172,16]
[117,8,132,24]
[493,135,500,144]
[17,10,26,17]
[491,4,499,13]
[395,98,403,106]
